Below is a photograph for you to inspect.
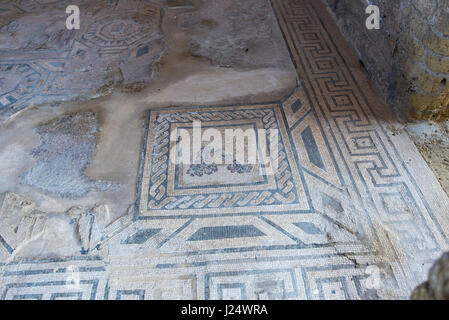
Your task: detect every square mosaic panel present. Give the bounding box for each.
[136,104,311,219]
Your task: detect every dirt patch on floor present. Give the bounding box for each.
[405,120,449,198]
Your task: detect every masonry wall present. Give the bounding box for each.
[323,0,449,120]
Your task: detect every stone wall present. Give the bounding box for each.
[323,0,449,120]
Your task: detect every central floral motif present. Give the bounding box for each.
[185,148,254,177]
[227,160,253,174]
[186,163,218,177]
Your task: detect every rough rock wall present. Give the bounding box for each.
[411,252,449,300]
[323,0,449,120]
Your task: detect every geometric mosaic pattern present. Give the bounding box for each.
[0,0,162,120]
[0,257,108,300]
[1,0,449,300]
[0,63,45,110]
[81,8,160,55]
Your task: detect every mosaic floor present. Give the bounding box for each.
[1,0,449,300]
[0,0,164,121]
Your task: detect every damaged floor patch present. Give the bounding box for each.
[20,112,117,198]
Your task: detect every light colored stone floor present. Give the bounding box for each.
[1,0,449,300]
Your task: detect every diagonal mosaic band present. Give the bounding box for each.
[1,0,449,300]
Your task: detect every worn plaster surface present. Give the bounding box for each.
[404,120,449,198]
[0,0,449,300]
